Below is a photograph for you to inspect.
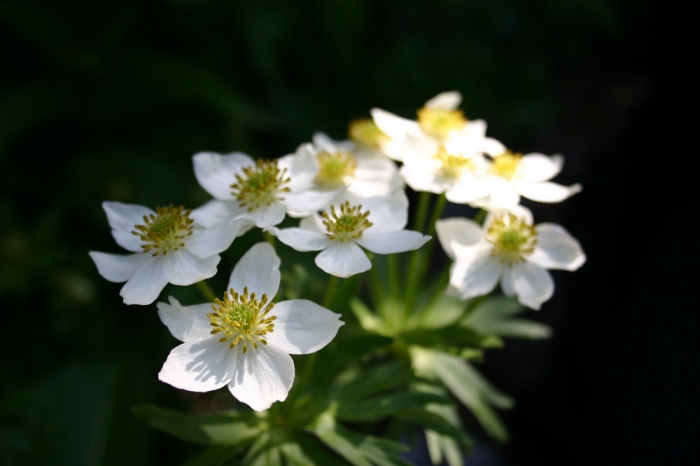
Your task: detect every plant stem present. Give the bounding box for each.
[196,280,217,302]
[322,275,339,309]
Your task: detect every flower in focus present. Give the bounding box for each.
[461,151,582,210]
[192,151,325,229]
[272,191,431,278]
[89,202,246,305]
[436,209,585,310]
[157,242,344,411]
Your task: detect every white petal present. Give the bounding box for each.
[370,108,421,139]
[513,180,582,203]
[157,296,214,342]
[228,344,295,411]
[89,251,147,283]
[357,231,430,254]
[364,191,409,234]
[160,250,219,286]
[315,242,370,278]
[435,218,483,260]
[518,153,563,182]
[227,242,281,299]
[159,336,238,392]
[424,91,462,110]
[193,152,253,200]
[400,162,447,195]
[500,270,516,297]
[486,176,521,209]
[452,252,502,300]
[284,188,344,216]
[266,300,344,354]
[186,218,247,258]
[120,256,170,305]
[189,199,245,228]
[103,201,152,252]
[445,176,492,204]
[529,223,586,271]
[274,227,332,252]
[507,262,554,310]
[246,203,287,229]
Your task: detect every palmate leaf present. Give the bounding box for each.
[132,403,262,446]
[309,411,410,466]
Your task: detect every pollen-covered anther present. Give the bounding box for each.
[314,150,357,189]
[434,146,474,179]
[132,205,194,256]
[321,201,373,242]
[348,118,388,148]
[207,286,277,353]
[417,107,467,140]
[489,151,523,180]
[486,213,538,266]
[230,159,291,212]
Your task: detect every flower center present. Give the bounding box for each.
[321,201,373,242]
[489,151,522,180]
[434,146,474,180]
[132,205,194,256]
[314,150,357,189]
[208,286,277,354]
[348,118,387,148]
[417,107,467,140]
[230,159,291,211]
[485,213,537,266]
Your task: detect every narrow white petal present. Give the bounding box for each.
[228,345,295,411]
[500,269,516,297]
[193,152,253,200]
[189,199,246,228]
[227,243,281,299]
[103,201,152,252]
[400,163,446,195]
[266,300,344,354]
[284,188,344,216]
[507,262,554,310]
[186,219,248,258]
[425,91,462,110]
[530,224,586,271]
[445,176,492,204]
[364,191,409,234]
[157,296,214,342]
[246,203,287,229]
[370,108,421,139]
[435,218,483,259]
[315,242,370,278]
[159,336,238,392]
[518,153,563,182]
[89,251,147,283]
[161,250,219,286]
[357,231,430,254]
[453,253,502,300]
[487,177,521,209]
[120,256,170,305]
[274,227,332,252]
[514,180,582,203]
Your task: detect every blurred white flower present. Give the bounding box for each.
[272,191,431,278]
[436,210,585,310]
[157,242,344,411]
[89,202,245,305]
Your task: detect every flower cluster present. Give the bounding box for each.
[90,90,586,465]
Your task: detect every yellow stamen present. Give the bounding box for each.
[314,150,357,189]
[348,118,388,148]
[434,146,475,179]
[132,205,193,256]
[485,213,537,266]
[321,201,373,242]
[417,107,467,140]
[490,151,523,180]
[230,159,291,212]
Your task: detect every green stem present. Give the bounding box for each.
[196,280,217,302]
[322,275,339,309]
[412,191,431,233]
[473,208,487,225]
[264,230,277,246]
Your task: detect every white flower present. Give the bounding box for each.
[436,210,585,310]
[460,151,582,209]
[192,151,322,229]
[157,242,344,411]
[89,202,246,305]
[272,191,431,278]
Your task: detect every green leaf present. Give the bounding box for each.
[463,295,552,339]
[132,404,262,446]
[336,392,450,423]
[349,297,387,334]
[333,360,412,401]
[309,411,410,466]
[278,431,345,466]
[241,433,282,466]
[409,347,514,442]
[182,444,247,466]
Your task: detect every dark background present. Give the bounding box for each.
[1,1,696,465]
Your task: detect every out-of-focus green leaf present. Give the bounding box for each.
[278,431,344,466]
[463,295,552,339]
[240,432,282,466]
[333,360,411,401]
[132,404,262,446]
[349,297,386,334]
[309,411,410,466]
[336,392,449,423]
[181,444,247,466]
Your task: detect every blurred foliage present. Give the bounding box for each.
[0,0,650,465]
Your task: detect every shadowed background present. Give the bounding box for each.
[1,1,696,465]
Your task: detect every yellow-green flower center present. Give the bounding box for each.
[348,118,388,148]
[208,286,277,354]
[417,107,467,140]
[132,205,194,256]
[490,151,522,180]
[230,159,291,212]
[434,146,474,179]
[321,201,373,242]
[486,213,537,266]
[314,150,357,189]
